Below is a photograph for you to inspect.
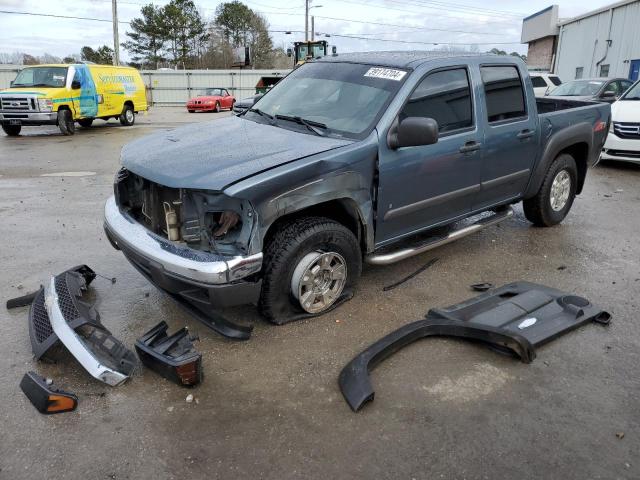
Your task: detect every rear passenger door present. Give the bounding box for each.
[376,67,482,244]
[473,65,537,209]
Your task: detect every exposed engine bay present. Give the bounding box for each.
[114,168,254,256]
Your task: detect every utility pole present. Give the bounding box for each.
[112,0,120,65]
[311,16,315,41]
[305,0,309,41]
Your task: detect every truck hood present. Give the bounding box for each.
[121,115,353,190]
[611,100,640,122]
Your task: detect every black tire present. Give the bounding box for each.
[258,217,362,322]
[119,104,135,126]
[523,153,578,227]
[188,109,195,113]
[214,102,221,113]
[2,124,21,136]
[78,118,93,128]
[57,109,75,135]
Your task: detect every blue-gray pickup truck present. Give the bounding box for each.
[104,52,611,335]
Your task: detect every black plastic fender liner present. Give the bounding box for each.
[339,281,610,412]
[338,319,536,412]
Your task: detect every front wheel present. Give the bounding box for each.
[2,124,21,136]
[258,217,362,323]
[523,153,577,227]
[119,104,135,126]
[214,102,221,113]
[57,110,75,135]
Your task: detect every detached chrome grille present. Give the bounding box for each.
[0,96,36,111]
[613,122,640,139]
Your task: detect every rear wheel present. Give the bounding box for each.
[2,124,21,136]
[214,102,221,113]
[57,110,75,135]
[258,217,361,323]
[523,153,577,227]
[188,109,195,113]
[119,104,135,126]
[78,118,93,128]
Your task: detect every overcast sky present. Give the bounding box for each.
[0,0,619,61]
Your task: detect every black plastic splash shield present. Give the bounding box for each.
[339,281,610,412]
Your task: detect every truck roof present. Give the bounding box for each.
[317,51,514,69]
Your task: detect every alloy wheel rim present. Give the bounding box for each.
[291,251,347,314]
[126,109,134,122]
[550,169,571,211]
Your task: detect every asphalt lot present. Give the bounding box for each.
[0,107,639,479]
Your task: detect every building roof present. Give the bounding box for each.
[559,0,640,25]
[317,51,496,69]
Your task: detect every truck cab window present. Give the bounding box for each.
[480,65,526,123]
[400,68,473,133]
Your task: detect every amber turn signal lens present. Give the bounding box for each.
[47,394,78,413]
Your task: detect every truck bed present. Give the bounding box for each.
[535,97,596,114]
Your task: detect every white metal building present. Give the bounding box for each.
[522,1,640,81]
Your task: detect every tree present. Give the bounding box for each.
[488,48,507,56]
[23,54,39,65]
[214,1,273,68]
[163,0,209,69]
[81,45,114,64]
[122,3,168,69]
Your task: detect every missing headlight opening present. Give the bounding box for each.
[114,168,252,255]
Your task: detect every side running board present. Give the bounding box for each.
[365,207,514,266]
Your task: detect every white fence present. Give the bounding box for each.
[0,66,292,105]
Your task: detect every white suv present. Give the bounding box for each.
[530,73,562,97]
[601,80,640,164]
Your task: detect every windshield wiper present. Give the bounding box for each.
[31,83,56,87]
[275,114,328,137]
[246,107,275,124]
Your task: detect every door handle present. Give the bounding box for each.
[517,129,535,139]
[459,141,481,153]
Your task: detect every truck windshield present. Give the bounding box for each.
[12,66,68,88]
[620,81,640,100]
[549,80,604,96]
[248,62,408,139]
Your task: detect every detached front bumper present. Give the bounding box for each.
[103,196,263,308]
[0,110,57,125]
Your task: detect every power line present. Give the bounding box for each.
[384,0,525,18]
[0,9,130,24]
[268,29,521,46]
[313,14,518,37]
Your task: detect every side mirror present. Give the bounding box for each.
[388,117,439,149]
[71,80,81,90]
[9,80,14,87]
[286,48,292,57]
[332,46,337,55]
[601,90,616,99]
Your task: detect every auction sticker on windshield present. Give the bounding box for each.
[364,67,407,81]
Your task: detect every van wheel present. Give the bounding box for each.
[78,118,93,128]
[523,153,577,227]
[57,110,75,135]
[2,124,21,136]
[258,217,361,323]
[119,105,135,126]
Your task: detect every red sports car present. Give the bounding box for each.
[187,88,235,113]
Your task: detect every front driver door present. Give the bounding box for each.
[376,67,482,245]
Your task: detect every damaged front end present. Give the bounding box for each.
[114,167,255,258]
[105,168,262,339]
